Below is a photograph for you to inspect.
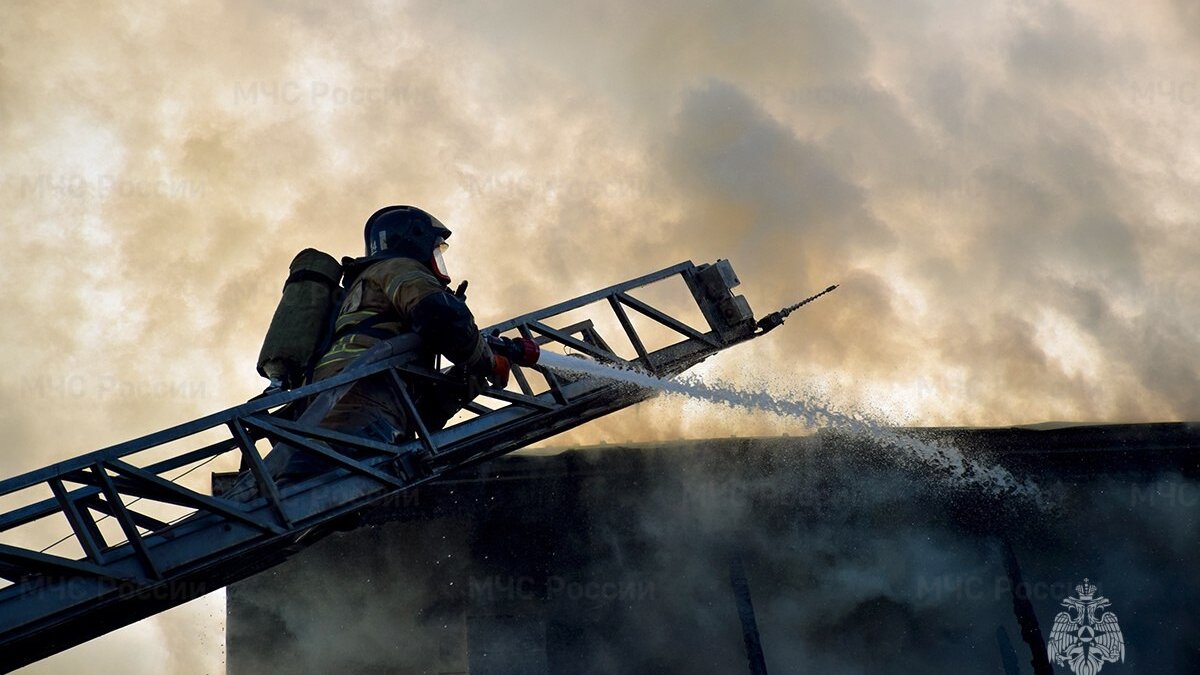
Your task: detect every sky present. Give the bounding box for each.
[1,0,1198,672]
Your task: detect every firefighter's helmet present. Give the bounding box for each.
[363,205,453,282]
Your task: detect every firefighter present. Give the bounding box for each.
[277,205,511,480]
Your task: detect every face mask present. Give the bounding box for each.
[430,237,451,283]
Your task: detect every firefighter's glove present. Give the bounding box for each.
[488,354,511,389]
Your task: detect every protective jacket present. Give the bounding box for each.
[312,254,489,381]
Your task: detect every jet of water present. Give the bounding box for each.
[536,351,1046,507]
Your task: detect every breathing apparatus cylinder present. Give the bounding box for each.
[257,248,344,389]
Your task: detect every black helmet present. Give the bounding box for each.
[363,205,451,256]
[363,205,453,281]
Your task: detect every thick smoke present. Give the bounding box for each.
[224,441,1199,673]
[555,442,1198,673]
[2,0,1197,672]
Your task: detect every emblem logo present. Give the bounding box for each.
[1047,579,1125,675]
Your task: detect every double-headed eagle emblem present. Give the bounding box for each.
[1047,579,1125,675]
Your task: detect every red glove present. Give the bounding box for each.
[488,354,511,388]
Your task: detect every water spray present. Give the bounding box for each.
[536,346,1047,509]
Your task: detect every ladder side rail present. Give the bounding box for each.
[0,438,244,535]
[0,341,421,499]
[486,261,695,334]
[426,327,743,472]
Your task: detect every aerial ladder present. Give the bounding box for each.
[0,258,800,670]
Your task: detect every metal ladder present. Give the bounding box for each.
[0,259,766,670]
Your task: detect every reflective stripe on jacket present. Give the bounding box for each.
[312,256,483,380]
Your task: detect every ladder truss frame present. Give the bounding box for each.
[0,259,761,669]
